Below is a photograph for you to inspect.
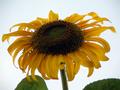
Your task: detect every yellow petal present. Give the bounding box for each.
[49,10,59,22]
[80,18,110,29]
[49,55,59,79]
[10,19,43,32]
[83,26,116,37]
[64,13,85,23]
[75,50,94,76]
[88,12,99,18]
[29,20,42,29]
[26,52,37,80]
[75,50,93,68]
[87,12,110,22]
[21,48,34,71]
[83,42,107,60]
[64,55,74,81]
[101,56,109,61]
[31,54,42,80]
[85,37,110,52]
[77,19,90,26]
[87,67,94,77]
[45,55,52,78]
[18,49,32,71]
[12,45,28,63]
[37,17,48,25]
[68,53,80,75]
[74,61,80,75]
[80,47,101,69]
[38,56,50,80]
[7,37,30,56]
[83,44,106,61]
[2,31,32,42]
[18,55,24,69]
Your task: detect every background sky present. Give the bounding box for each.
[0,0,120,90]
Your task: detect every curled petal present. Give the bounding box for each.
[75,50,93,68]
[83,43,108,61]
[83,26,116,37]
[80,18,110,29]
[80,47,101,69]
[7,37,30,55]
[85,37,110,52]
[2,31,32,42]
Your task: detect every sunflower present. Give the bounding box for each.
[2,11,115,81]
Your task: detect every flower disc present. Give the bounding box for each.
[31,20,84,55]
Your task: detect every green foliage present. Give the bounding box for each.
[15,75,48,90]
[83,78,120,90]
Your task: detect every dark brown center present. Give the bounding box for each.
[31,20,84,55]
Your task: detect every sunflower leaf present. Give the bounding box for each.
[83,78,120,90]
[15,75,48,90]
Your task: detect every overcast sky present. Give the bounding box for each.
[0,0,120,90]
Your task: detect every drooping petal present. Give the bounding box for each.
[18,47,32,71]
[83,43,108,61]
[2,31,32,42]
[7,37,30,55]
[10,18,47,32]
[75,50,93,68]
[80,18,110,29]
[38,55,50,80]
[69,53,81,74]
[49,55,59,79]
[45,55,53,78]
[20,47,33,71]
[30,54,43,80]
[64,55,74,81]
[75,50,94,76]
[18,55,25,70]
[12,45,29,63]
[85,37,110,52]
[84,42,106,56]
[83,26,116,37]
[80,46,101,69]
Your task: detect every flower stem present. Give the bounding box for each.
[60,69,68,90]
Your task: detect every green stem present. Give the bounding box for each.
[60,69,68,90]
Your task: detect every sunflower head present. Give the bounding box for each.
[2,10,115,81]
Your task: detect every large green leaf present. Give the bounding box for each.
[83,78,120,90]
[15,75,48,90]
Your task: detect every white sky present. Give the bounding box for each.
[0,0,120,90]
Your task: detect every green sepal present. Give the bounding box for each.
[83,78,120,90]
[15,75,48,90]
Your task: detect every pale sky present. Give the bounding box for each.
[0,0,120,90]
